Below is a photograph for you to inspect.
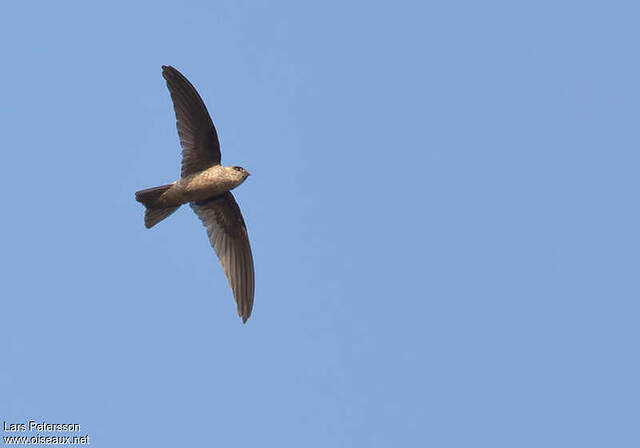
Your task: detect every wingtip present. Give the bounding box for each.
[161,65,177,75]
[161,65,175,79]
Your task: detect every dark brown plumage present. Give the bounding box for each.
[136,66,255,323]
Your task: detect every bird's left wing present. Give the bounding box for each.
[162,65,221,177]
[191,193,255,322]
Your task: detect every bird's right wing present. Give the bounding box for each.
[191,192,255,323]
[162,65,221,177]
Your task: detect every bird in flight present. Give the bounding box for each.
[136,65,255,323]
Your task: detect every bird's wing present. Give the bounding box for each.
[162,65,221,177]
[191,192,255,322]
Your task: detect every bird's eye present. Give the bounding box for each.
[233,166,244,172]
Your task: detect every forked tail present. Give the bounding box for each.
[135,184,180,228]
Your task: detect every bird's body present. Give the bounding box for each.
[136,66,255,323]
[140,165,249,209]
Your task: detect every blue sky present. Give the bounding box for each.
[1,1,638,446]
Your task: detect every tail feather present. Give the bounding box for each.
[144,206,179,228]
[135,184,173,207]
[135,184,180,228]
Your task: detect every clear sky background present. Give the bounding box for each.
[1,1,638,447]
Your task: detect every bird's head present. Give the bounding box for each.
[229,165,251,183]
